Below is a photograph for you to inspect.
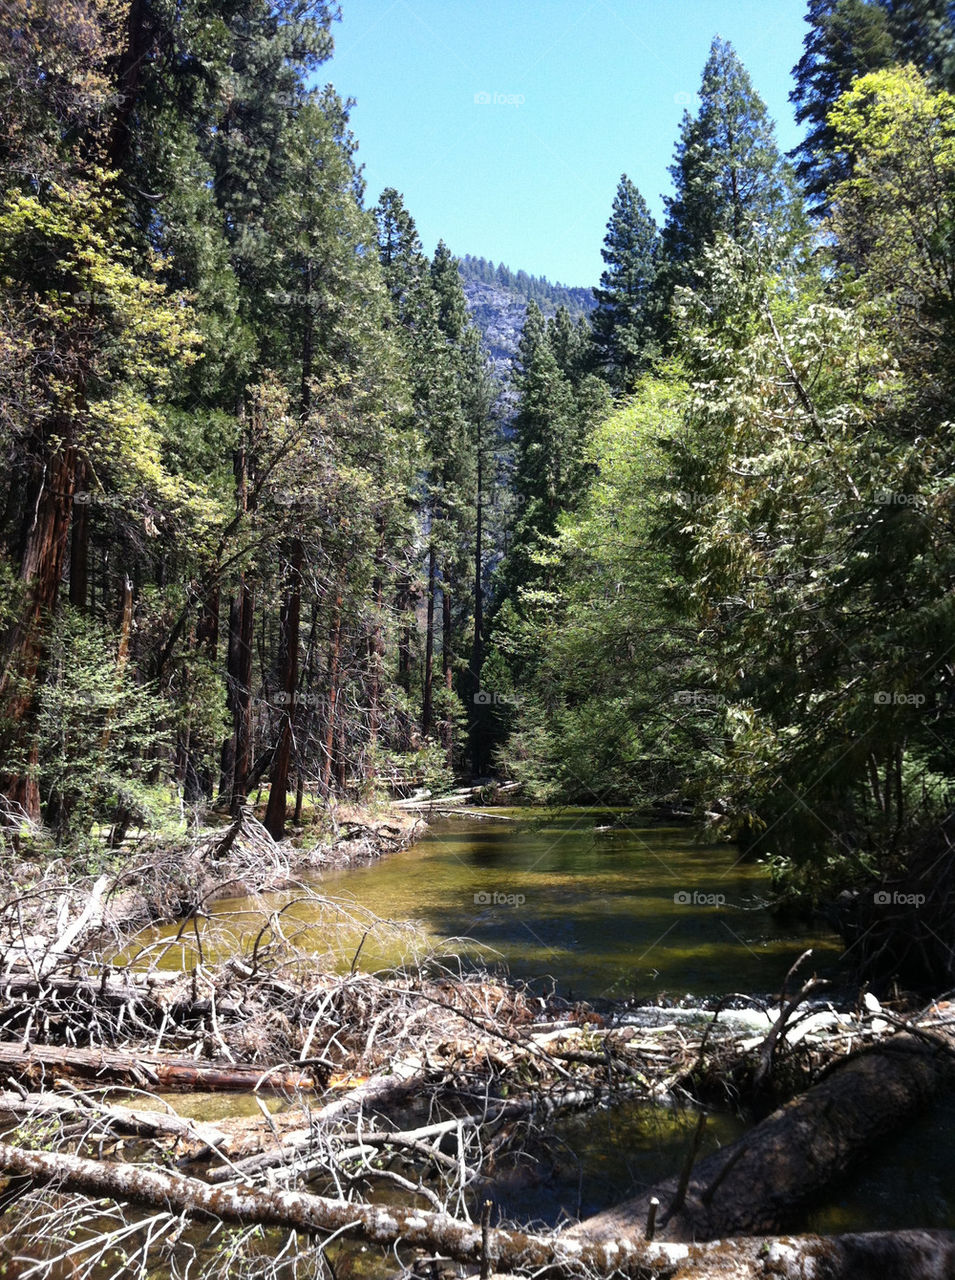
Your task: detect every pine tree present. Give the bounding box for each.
[662,37,803,297]
[881,0,955,87]
[590,176,662,391]
[789,0,896,213]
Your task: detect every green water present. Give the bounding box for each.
[131,810,844,998]
[307,810,844,999]
[123,809,955,1239]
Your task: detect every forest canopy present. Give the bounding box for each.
[0,0,954,982]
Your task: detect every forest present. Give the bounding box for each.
[2,0,955,1276]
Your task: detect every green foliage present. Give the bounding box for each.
[789,0,897,211]
[591,175,663,391]
[789,0,955,213]
[494,377,703,805]
[30,608,170,842]
[662,38,805,301]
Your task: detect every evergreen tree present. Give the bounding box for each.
[789,0,897,212]
[790,0,955,214]
[662,37,803,299]
[485,303,609,713]
[590,176,662,391]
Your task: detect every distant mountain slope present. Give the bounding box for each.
[456,254,595,375]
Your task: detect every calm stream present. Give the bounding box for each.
[133,808,955,1235]
[139,810,845,997]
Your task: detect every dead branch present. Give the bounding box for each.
[2,1141,955,1280]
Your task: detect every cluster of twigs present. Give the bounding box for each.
[0,829,943,1280]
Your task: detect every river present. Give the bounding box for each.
[137,810,845,999]
[130,807,955,1235]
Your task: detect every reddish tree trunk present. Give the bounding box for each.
[422,544,436,737]
[0,443,78,819]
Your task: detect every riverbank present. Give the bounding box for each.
[3,809,955,1279]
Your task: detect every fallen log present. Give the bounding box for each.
[2,1141,955,1279]
[0,1088,227,1148]
[576,1024,955,1245]
[0,1042,319,1092]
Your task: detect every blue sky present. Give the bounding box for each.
[324,1,810,287]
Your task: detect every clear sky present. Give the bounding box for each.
[324,1,810,288]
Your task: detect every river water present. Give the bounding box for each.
[131,808,955,1236]
[302,810,844,1000]
[137,810,845,997]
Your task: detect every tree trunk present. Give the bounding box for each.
[231,579,256,809]
[220,440,257,812]
[395,568,415,751]
[0,442,78,819]
[422,543,436,737]
[470,444,485,776]
[0,1043,318,1093]
[367,564,384,773]
[264,539,303,841]
[335,712,347,793]
[3,1142,955,1280]
[68,461,88,609]
[320,594,343,797]
[107,0,151,172]
[442,568,453,769]
[576,1026,955,1245]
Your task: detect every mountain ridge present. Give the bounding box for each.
[456,253,595,375]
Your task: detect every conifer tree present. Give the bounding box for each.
[662,38,803,298]
[789,0,896,212]
[590,176,662,390]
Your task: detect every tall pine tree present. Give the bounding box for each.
[662,38,803,300]
[590,175,662,391]
[789,0,896,212]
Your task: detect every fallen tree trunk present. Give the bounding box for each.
[0,1088,227,1147]
[205,1057,432,1181]
[576,1025,955,1244]
[0,1042,318,1092]
[2,1141,955,1279]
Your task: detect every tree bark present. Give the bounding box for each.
[220,440,257,812]
[422,543,436,737]
[68,461,88,610]
[576,1026,955,1245]
[0,442,79,819]
[320,593,343,797]
[367,556,384,772]
[470,443,486,776]
[264,539,303,840]
[442,569,453,769]
[0,1043,319,1093]
[2,1141,955,1280]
